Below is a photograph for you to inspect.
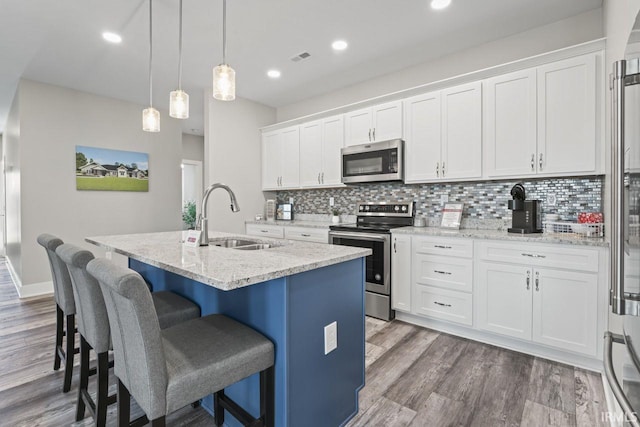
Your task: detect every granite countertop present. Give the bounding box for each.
[392,226,609,248]
[86,231,371,291]
[245,219,339,229]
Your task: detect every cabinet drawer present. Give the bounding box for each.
[245,224,284,239]
[476,240,599,273]
[413,254,473,293]
[284,227,329,243]
[414,285,472,326]
[413,236,473,258]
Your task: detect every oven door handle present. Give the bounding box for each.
[329,231,389,242]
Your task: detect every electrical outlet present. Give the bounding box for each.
[289,197,294,204]
[440,194,449,205]
[329,197,335,207]
[546,194,557,206]
[324,321,337,355]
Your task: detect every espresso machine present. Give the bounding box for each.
[507,183,542,234]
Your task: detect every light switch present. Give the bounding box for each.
[330,197,335,207]
[324,321,337,355]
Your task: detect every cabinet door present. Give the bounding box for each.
[476,262,532,340]
[261,131,281,190]
[403,92,441,182]
[344,107,372,146]
[532,268,598,356]
[299,121,323,187]
[484,69,537,177]
[321,115,345,186]
[372,100,403,142]
[442,82,482,179]
[280,126,300,189]
[537,54,597,175]
[391,234,412,312]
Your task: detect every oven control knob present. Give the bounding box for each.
[375,274,381,281]
[365,206,370,211]
[402,206,407,211]
[394,206,400,211]
[359,206,364,211]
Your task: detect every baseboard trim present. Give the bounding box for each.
[7,258,53,298]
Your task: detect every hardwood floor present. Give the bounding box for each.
[0,258,608,426]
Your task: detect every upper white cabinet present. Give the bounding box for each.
[344,101,403,146]
[299,115,344,188]
[404,82,482,183]
[262,126,300,190]
[484,54,598,178]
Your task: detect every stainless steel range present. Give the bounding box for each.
[329,201,415,320]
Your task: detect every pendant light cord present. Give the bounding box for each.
[149,0,153,107]
[222,0,226,64]
[178,0,183,90]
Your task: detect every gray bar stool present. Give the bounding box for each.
[86,258,275,427]
[56,243,201,427]
[37,233,77,393]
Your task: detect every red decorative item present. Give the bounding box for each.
[578,212,603,224]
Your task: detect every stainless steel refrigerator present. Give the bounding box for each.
[606,12,640,427]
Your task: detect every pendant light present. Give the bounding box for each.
[143,0,160,132]
[212,0,235,101]
[170,0,189,118]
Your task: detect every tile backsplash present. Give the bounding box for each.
[276,176,603,222]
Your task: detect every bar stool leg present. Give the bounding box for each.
[213,390,224,426]
[53,305,63,371]
[76,336,89,421]
[260,366,275,427]
[117,379,130,427]
[151,417,166,426]
[95,351,110,427]
[62,313,75,392]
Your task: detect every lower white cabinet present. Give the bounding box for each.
[284,227,329,243]
[414,285,472,326]
[245,224,284,239]
[391,234,412,312]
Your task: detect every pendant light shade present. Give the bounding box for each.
[213,0,235,101]
[170,0,189,118]
[143,0,159,132]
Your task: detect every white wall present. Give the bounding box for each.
[182,133,204,162]
[277,8,603,122]
[205,94,276,234]
[4,88,21,282]
[7,80,184,296]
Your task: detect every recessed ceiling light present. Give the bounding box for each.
[332,40,348,51]
[267,69,281,79]
[102,32,122,44]
[430,0,451,10]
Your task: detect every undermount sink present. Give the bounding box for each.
[209,238,279,251]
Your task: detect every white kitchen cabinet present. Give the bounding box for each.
[414,285,473,326]
[299,115,345,188]
[391,234,412,312]
[476,262,533,340]
[284,226,329,243]
[261,126,300,190]
[537,54,597,175]
[403,82,481,183]
[484,69,537,177]
[344,101,402,146]
[413,254,473,293]
[245,224,285,239]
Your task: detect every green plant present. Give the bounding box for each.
[182,201,197,229]
[332,208,340,216]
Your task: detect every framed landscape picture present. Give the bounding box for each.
[76,145,149,192]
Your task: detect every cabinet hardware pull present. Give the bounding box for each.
[531,154,535,171]
[434,245,452,249]
[535,271,540,291]
[301,233,311,237]
[321,172,324,183]
[318,173,321,184]
[434,301,452,307]
[261,230,269,233]
[526,271,530,290]
[436,162,440,177]
[434,270,452,275]
[368,129,372,141]
[521,253,546,258]
[442,162,445,177]
[373,128,376,141]
[394,239,397,253]
[539,153,543,171]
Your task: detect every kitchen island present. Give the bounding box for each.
[86,231,371,427]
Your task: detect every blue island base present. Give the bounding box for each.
[130,257,366,427]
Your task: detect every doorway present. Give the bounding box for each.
[181,159,203,230]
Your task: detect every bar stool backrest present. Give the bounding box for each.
[37,234,75,315]
[56,244,110,354]
[87,258,168,418]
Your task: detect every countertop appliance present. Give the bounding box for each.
[341,139,404,184]
[328,201,415,321]
[605,16,640,426]
[507,183,542,234]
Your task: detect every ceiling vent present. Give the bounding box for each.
[290,52,311,62]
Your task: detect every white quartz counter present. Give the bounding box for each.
[86,231,371,291]
[392,226,609,247]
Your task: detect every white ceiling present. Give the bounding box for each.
[0,0,602,136]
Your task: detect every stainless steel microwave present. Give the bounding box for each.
[341,139,404,184]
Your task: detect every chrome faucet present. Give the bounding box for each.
[196,183,240,246]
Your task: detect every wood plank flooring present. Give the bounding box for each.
[0,258,609,426]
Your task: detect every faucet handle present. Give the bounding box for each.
[196,214,202,230]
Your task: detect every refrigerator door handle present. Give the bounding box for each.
[604,332,640,427]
